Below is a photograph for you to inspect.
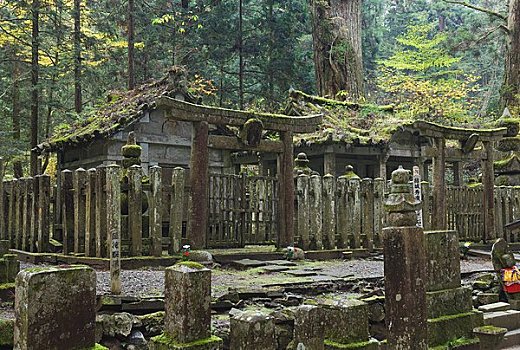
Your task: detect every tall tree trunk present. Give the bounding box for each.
[128,0,135,90]
[238,0,244,109]
[266,0,274,108]
[74,0,82,113]
[503,0,520,108]
[309,0,364,100]
[30,0,40,176]
[11,50,20,141]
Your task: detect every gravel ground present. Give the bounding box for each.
[19,255,492,298]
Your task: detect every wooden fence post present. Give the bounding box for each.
[349,178,362,249]
[30,176,38,252]
[95,166,107,258]
[61,170,74,254]
[361,178,374,251]
[310,175,323,249]
[149,166,162,257]
[13,179,20,249]
[85,168,97,257]
[74,168,87,253]
[37,174,50,252]
[373,178,384,248]
[296,174,310,249]
[21,178,30,251]
[128,165,143,256]
[170,167,185,254]
[106,164,121,295]
[6,180,13,247]
[0,157,4,240]
[336,176,348,248]
[322,174,335,249]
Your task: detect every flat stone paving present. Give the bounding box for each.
[19,256,493,299]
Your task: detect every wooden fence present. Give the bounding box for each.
[2,158,520,257]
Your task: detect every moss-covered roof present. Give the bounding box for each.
[36,67,201,153]
[285,90,407,147]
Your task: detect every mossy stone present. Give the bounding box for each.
[121,144,142,158]
[0,319,14,346]
[150,334,223,350]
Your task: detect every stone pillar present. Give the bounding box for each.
[291,305,324,350]
[188,121,209,249]
[482,141,495,242]
[383,166,428,349]
[230,311,276,350]
[324,150,336,176]
[14,266,98,350]
[432,137,446,229]
[378,153,389,180]
[150,262,222,349]
[106,164,122,295]
[278,131,295,247]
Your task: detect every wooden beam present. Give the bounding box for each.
[208,135,284,153]
[482,141,495,242]
[188,121,209,249]
[157,96,322,133]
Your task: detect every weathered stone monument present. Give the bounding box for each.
[319,297,378,349]
[425,229,483,346]
[0,239,19,286]
[229,310,277,350]
[14,265,102,350]
[289,305,324,350]
[150,262,222,349]
[383,165,428,349]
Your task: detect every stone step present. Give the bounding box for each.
[500,328,520,349]
[484,310,520,330]
[479,302,511,313]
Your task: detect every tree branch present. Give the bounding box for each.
[443,0,507,22]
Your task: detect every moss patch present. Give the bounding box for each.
[176,261,205,270]
[151,333,222,347]
[0,319,14,346]
[324,339,379,349]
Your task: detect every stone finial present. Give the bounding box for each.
[344,165,360,179]
[384,166,420,227]
[294,153,313,176]
[121,132,142,169]
[502,107,512,118]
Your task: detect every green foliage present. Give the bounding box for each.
[377,23,479,122]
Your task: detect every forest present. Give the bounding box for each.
[0,0,518,175]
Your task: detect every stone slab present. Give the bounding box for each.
[261,265,290,273]
[425,230,461,292]
[478,302,511,313]
[285,270,317,277]
[231,259,267,269]
[426,286,473,319]
[14,265,97,350]
[483,310,520,330]
[265,260,297,266]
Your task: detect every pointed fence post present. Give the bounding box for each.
[170,167,186,254]
[149,166,162,257]
[128,165,143,256]
[106,164,122,295]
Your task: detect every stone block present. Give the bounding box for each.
[426,286,473,319]
[424,230,461,291]
[427,311,483,347]
[164,263,212,343]
[477,292,500,306]
[321,299,369,344]
[290,305,324,350]
[14,265,97,350]
[229,310,276,350]
[0,254,19,283]
[478,302,510,313]
[0,240,10,256]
